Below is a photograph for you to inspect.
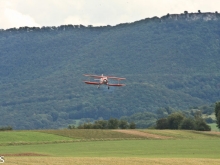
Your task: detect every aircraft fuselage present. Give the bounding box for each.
[100,77,108,85]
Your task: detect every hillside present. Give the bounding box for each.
[0,11,220,129]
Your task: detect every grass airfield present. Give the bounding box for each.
[0,129,220,165]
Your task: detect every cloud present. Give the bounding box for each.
[0,0,220,29]
[3,8,41,28]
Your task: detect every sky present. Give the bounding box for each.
[0,0,219,29]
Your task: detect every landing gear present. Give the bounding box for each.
[108,86,110,90]
[97,85,100,89]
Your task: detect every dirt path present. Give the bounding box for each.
[202,131,220,136]
[113,130,171,139]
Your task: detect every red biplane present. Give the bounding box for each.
[83,74,126,89]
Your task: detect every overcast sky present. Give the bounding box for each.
[0,0,219,29]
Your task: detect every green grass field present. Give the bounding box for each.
[1,139,220,158]
[1,129,220,165]
[209,123,219,132]
[0,131,73,145]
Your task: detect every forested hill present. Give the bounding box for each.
[1,11,220,129]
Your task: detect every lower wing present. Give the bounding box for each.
[84,81,100,85]
[108,84,125,86]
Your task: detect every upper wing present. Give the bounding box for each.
[84,74,125,80]
[108,84,125,86]
[84,81,100,85]
[83,74,104,78]
[107,76,126,80]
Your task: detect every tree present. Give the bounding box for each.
[195,118,211,131]
[217,113,220,130]
[179,118,196,130]
[93,120,108,129]
[205,117,214,124]
[156,118,169,129]
[194,110,202,119]
[215,102,220,129]
[167,112,185,129]
[119,120,129,129]
[192,108,211,131]
[129,122,136,129]
[156,111,211,131]
[68,125,75,129]
[107,118,119,129]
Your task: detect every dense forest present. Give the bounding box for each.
[0,11,220,129]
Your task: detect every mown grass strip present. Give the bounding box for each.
[39,129,147,139]
[0,138,148,146]
[142,130,220,139]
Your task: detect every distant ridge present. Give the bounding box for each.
[1,11,219,31]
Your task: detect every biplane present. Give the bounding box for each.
[83,74,126,89]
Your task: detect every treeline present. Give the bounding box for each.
[68,118,136,129]
[156,112,211,131]
[121,105,215,129]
